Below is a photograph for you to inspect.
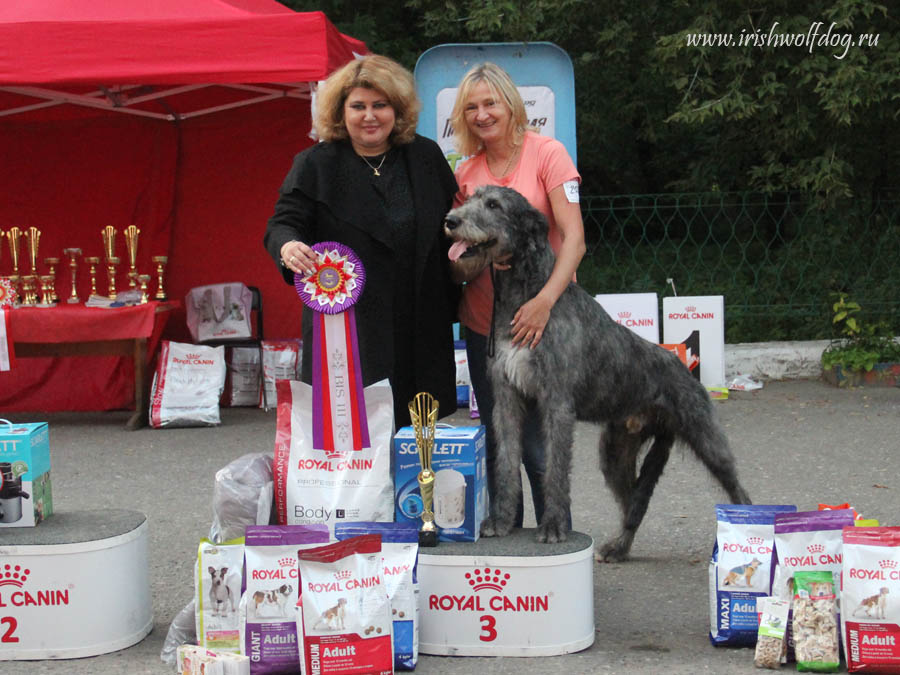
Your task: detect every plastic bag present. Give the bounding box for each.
[160,599,197,666]
[209,453,274,544]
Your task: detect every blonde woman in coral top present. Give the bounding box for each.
[449,62,586,530]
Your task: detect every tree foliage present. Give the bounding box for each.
[280,0,899,203]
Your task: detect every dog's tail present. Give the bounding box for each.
[673,392,751,506]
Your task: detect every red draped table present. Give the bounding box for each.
[1,302,176,429]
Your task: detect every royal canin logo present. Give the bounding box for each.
[466,567,511,592]
[618,311,631,319]
[0,564,30,588]
[848,560,900,581]
[334,570,352,581]
[807,544,825,554]
[278,557,296,570]
[747,537,763,546]
[0,563,71,608]
[685,306,696,312]
[428,567,549,614]
[722,537,772,555]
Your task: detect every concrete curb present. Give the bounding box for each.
[725,339,829,381]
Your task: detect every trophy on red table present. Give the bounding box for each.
[62,248,82,303]
[409,391,440,547]
[124,225,140,289]
[152,255,168,301]
[102,226,118,297]
[38,275,56,307]
[106,256,120,300]
[85,256,100,297]
[138,274,151,304]
[44,256,60,302]
[24,227,41,277]
[3,228,22,305]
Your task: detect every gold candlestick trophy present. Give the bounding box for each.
[62,248,82,303]
[152,255,168,300]
[408,392,440,547]
[86,257,100,296]
[124,225,140,288]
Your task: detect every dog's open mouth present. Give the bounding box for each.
[448,238,497,262]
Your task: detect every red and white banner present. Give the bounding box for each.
[0,307,13,372]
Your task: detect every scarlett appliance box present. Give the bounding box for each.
[0,421,53,527]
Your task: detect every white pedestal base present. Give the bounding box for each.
[0,509,153,660]
[418,529,594,656]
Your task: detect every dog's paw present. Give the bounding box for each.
[535,519,568,544]
[596,535,632,563]
[480,517,513,538]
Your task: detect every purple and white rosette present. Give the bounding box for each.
[293,242,369,453]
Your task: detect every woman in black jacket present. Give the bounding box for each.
[264,54,459,425]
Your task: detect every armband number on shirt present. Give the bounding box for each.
[563,180,580,204]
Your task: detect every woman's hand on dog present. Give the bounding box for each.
[511,293,552,349]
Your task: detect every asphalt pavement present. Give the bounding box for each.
[1,378,898,674]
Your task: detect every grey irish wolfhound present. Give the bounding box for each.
[445,185,751,561]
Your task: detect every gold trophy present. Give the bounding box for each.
[107,255,120,299]
[38,275,55,306]
[86,256,100,296]
[25,227,41,276]
[21,275,37,306]
[62,248,82,303]
[408,392,440,547]
[6,227,22,277]
[102,225,117,262]
[152,255,168,300]
[124,225,140,288]
[44,257,60,302]
[138,274,151,304]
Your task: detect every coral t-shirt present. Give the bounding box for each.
[454,131,580,336]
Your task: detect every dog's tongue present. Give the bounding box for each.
[448,240,470,262]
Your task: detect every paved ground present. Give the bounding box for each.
[2,378,898,673]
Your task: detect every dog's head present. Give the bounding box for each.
[278,584,293,597]
[209,566,228,587]
[445,185,549,280]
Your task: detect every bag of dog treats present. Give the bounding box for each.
[841,526,900,672]
[754,596,790,669]
[273,379,394,535]
[178,644,250,675]
[335,522,419,671]
[792,570,839,672]
[772,508,856,660]
[295,534,394,675]
[196,538,245,653]
[709,504,797,647]
[240,524,330,674]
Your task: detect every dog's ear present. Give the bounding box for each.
[209,566,216,575]
[221,567,228,575]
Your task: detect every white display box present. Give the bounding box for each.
[393,426,487,542]
[594,292,660,343]
[662,295,726,387]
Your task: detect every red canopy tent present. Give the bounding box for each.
[0,0,365,411]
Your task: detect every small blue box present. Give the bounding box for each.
[0,421,53,527]
[393,426,487,542]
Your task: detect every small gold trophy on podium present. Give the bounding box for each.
[86,256,100,296]
[409,392,440,547]
[24,226,41,276]
[62,248,82,303]
[44,257,60,302]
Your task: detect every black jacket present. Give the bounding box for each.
[263,135,459,423]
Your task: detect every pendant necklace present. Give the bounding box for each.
[361,152,387,176]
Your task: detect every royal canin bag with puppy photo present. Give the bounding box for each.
[196,538,245,654]
[296,534,394,675]
[709,504,797,646]
[273,379,394,535]
[240,524,330,674]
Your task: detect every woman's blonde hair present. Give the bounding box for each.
[450,62,529,156]
[314,55,421,145]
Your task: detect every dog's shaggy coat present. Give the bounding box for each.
[445,185,751,560]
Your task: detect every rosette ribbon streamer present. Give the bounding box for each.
[295,242,369,452]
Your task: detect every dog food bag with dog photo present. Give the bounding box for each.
[709,504,797,647]
[197,538,246,653]
[241,524,330,674]
[273,379,394,534]
[335,522,419,671]
[841,526,900,672]
[792,570,839,672]
[296,534,394,675]
[772,508,856,660]
[150,340,226,427]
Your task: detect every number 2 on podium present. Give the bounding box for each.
[1,616,19,643]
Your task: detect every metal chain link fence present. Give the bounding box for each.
[578,191,900,343]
